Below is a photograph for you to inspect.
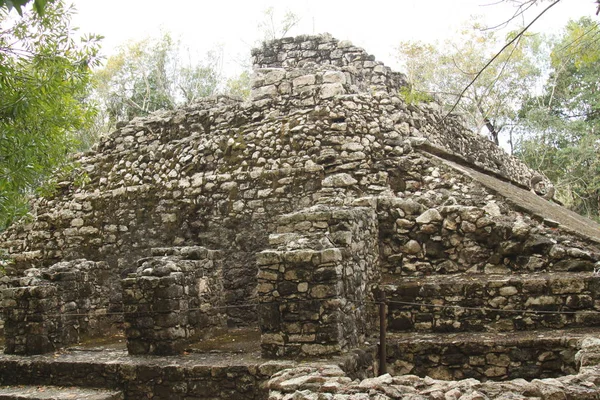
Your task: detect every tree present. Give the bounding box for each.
[93,33,222,131]
[258,7,301,41]
[0,0,55,15]
[515,17,600,220]
[225,70,251,99]
[0,1,101,229]
[397,20,544,148]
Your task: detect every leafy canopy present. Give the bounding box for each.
[397,19,544,147]
[93,33,223,130]
[0,0,101,228]
[516,17,600,220]
[0,0,54,15]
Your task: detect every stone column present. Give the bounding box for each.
[1,285,59,355]
[258,247,349,358]
[257,205,380,358]
[122,259,189,355]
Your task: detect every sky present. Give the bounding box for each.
[69,0,597,77]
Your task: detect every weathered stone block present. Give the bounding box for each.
[320,83,344,99]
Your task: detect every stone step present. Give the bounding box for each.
[383,271,600,333]
[385,327,597,382]
[0,386,123,400]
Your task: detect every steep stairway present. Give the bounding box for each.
[381,268,600,381]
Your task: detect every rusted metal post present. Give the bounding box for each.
[379,289,387,375]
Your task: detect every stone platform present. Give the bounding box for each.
[0,344,287,400]
[0,328,375,400]
[266,334,600,400]
[0,386,123,400]
[386,327,597,381]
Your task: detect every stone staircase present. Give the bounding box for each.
[381,265,600,381]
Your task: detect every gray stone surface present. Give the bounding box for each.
[258,206,379,357]
[0,386,123,400]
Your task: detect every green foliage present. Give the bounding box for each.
[397,20,544,146]
[225,70,251,99]
[0,1,101,229]
[398,86,434,105]
[93,33,222,131]
[516,17,600,220]
[0,0,54,15]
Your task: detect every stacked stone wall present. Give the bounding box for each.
[251,34,408,95]
[377,201,600,277]
[388,335,578,381]
[1,32,600,399]
[265,337,600,399]
[0,352,283,400]
[386,272,600,333]
[0,34,599,367]
[1,36,558,278]
[1,260,117,354]
[253,34,550,189]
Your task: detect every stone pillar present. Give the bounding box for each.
[257,204,380,358]
[1,285,59,355]
[258,247,346,358]
[122,246,226,356]
[122,260,189,355]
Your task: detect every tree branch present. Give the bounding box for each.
[481,0,537,31]
[442,0,562,123]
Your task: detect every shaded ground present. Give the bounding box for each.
[186,327,262,353]
[64,327,262,360]
[0,329,274,369]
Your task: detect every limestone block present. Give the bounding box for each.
[70,218,84,227]
[499,286,519,296]
[483,201,502,217]
[322,173,357,187]
[293,74,316,87]
[257,251,283,266]
[264,69,287,84]
[251,85,278,100]
[320,83,344,99]
[525,296,559,306]
[300,343,341,356]
[323,71,346,84]
[402,240,421,255]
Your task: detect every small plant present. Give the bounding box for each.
[73,170,91,189]
[398,86,434,105]
[0,249,12,276]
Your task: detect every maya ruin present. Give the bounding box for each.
[1,34,600,399]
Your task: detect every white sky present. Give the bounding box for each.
[69,0,597,77]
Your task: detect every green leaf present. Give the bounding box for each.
[0,0,101,229]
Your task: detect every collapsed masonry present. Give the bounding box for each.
[1,34,600,398]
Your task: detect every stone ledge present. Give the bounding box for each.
[386,328,595,381]
[0,348,287,400]
[385,272,600,333]
[266,335,600,399]
[0,386,123,400]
